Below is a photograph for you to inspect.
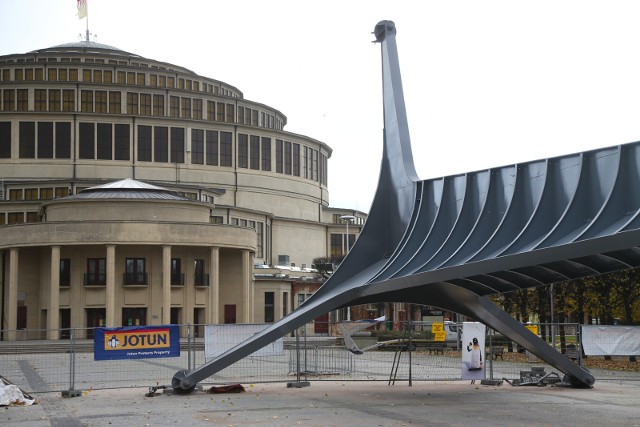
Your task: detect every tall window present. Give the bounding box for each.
[19,121,35,158]
[249,135,260,170]
[284,141,292,175]
[60,259,71,287]
[220,131,232,167]
[35,89,47,111]
[79,123,95,159]
[81,90,93,112]
[62,89,75,112]
[293,143,300,176]
[56,122,71,159]
[114,124,130,160]
[225,104,235,122]
[108,91,121,114]
[261,137,271,171]
[154,126,168,162]
[216,102,224,121]
[206,130,218,166]
[191,129,204,164]
[97,123,112,160]
[137,125,152,161]
[127,92,138,115]
[181,97,191,119]
[330,233,342,257]
[17,89,28,111]
[207,100,215,121]
[49,89,61,112]
[264,292,275,323]
[86,258,106,285]
[193,99,202,119]
[3,89,15,111]
[140,93,151,115]
[95,91,107,113]
[125,258,147,285]
[153,94,164,116]
[171,258,183,286]
[275,139,283,173]
[37,122,53,158]
[170,96,179,117]
[170,127,184,163]
[238,134,248,168]
[194,259,207,286]
[0,122,11,158]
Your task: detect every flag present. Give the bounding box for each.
[77,0,87,19]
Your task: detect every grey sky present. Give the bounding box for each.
[3,0,640,212]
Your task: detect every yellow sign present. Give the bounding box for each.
[434,331,447,342]
[431,322,444,333]
[525,325,539,336]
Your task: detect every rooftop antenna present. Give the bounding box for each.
[77,0,89,42]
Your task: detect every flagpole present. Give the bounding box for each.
[85,0,89,41]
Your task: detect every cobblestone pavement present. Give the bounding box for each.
[2,380,639,426]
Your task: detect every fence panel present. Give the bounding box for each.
[0,322,637,394]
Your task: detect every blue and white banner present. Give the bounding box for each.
[94,325,180,361]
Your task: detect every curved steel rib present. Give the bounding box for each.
[173,20,640,392]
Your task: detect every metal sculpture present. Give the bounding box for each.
[172,21,640,392]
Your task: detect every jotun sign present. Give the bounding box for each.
[94,325,180,361]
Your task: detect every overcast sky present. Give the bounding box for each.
[3,1,640,212]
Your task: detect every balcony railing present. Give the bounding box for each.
[123,272,147,286]
[194,273,209,287]
[171,273,184,286]
[84,273,106,286]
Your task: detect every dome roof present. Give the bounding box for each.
[64,178,188,201]
[28,40,141,58]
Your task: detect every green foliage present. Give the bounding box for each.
[492,267,640,325]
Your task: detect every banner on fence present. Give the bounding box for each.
[461,322,486,380]
[94,325,180,361]
[205,324,283,361]
[582,326,640,356]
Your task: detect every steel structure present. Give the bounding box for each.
[172,21,640,392]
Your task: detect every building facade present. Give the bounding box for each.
[0,41,365,338]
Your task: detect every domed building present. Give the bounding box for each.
[0,41,365,339]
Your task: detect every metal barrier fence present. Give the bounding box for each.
[0,322,637,394]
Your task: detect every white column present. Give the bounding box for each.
[47,246,61,340]
[105,245,116,327]
[242,250,250,323]
[162,245,171,324]
[6,248,19,340]
[209,246,219,324]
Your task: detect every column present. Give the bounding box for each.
[6,248,19,340]
[208,246,219,324]
[47,246,61,340]
[242,250,250,323]
[105,245,116,327]
[162,245,171,324]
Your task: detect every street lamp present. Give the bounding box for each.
[340,215,356,255]
[340,214,356,321]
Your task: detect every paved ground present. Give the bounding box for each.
[1,380,639,426]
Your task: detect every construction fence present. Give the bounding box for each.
[0,322,637,394]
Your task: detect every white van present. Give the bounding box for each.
[444,321,461,343]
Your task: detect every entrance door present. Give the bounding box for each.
[86,308,106,339]
[193,308,205,337]
[314,313,329,335]
[224,305,236,324]
[122,307,147,327]
[60,309,71,339]
[170,307,181,325]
